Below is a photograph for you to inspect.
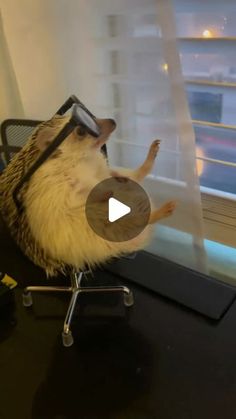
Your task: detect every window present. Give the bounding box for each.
[173,0,236,248]
[80,0,235,270]
[187,91,222,123]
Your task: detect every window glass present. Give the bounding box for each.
[176,12,236,38]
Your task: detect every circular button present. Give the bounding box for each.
[85,177,151,242]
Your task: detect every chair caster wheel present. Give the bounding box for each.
[62,330,74,347]
[124,291,134,307]
[22,292,33,307]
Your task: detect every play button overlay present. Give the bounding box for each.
[85,177,151,242]
[108,197,131,222]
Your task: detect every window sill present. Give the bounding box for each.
[144,174,236,248]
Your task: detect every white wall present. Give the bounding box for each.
[0,11,24,121]
[1,0,97,120]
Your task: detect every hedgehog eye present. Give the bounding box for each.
[76,125,87,137]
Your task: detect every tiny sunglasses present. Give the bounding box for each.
[13,95,101,211]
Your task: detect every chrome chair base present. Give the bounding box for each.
[22,271,134,347]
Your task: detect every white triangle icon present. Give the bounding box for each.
[108,197,131,223]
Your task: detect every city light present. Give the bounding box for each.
[161,63,168,72]
[202,29,213,38]
[196,147,205,177]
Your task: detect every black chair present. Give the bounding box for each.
[0,118,134,347]
[0,118,41,165]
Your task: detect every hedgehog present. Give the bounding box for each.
[0,115,176,277]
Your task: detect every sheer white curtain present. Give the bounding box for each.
[76,0,208,273]
[1,0,208,273]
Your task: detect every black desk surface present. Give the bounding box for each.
[1,267,236,419]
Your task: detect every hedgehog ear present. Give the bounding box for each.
[35,115,68,156]
[35,126,62,158]
[35,127,53,151]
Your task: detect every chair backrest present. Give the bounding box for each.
[0,118,107,169]
[0,119,41,166]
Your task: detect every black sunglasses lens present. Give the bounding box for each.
[73,106,100,137]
